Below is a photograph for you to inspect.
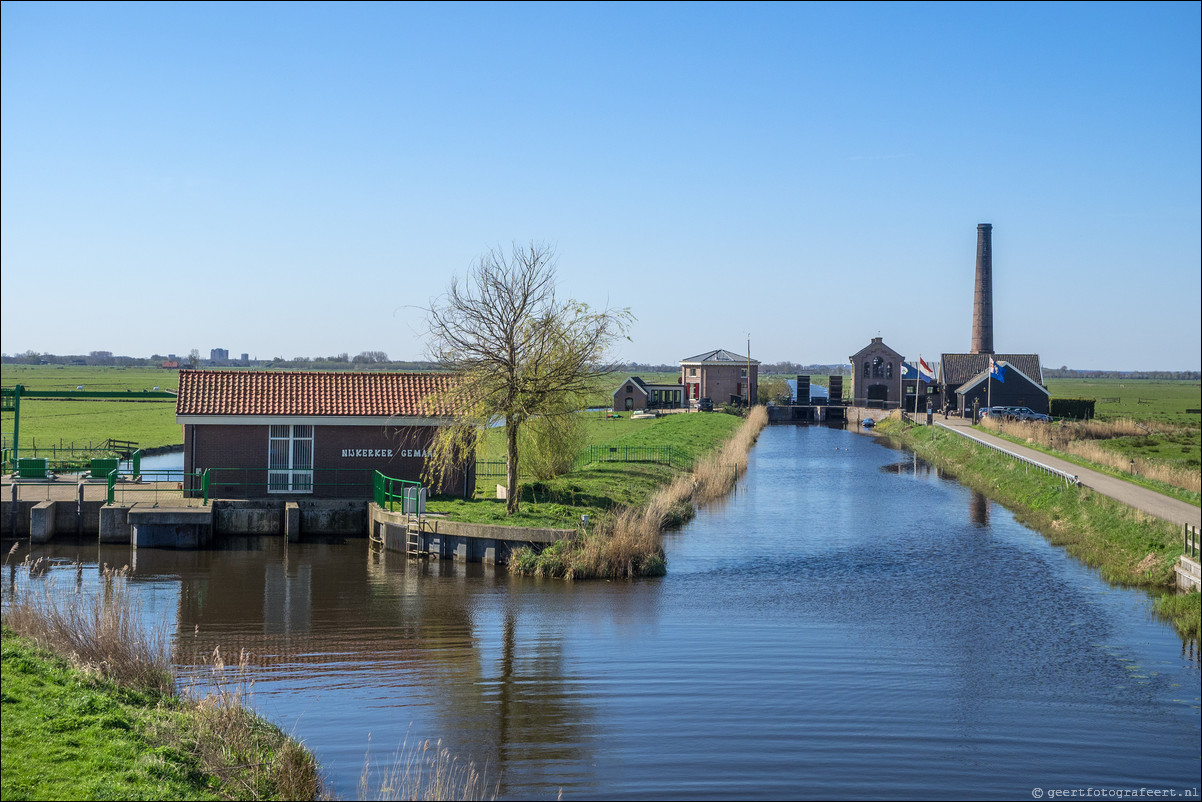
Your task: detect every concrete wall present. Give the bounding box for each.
[370,504,570,565]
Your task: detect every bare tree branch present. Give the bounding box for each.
[422,243,632,514]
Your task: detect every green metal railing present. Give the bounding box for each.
[106,469,209,506]
[373,471,423,512]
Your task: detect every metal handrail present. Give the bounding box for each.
[934,423,1080,487]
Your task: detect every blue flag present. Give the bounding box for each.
[989,358,1006,383]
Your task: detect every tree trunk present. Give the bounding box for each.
[505,419,520,515]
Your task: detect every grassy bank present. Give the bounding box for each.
[507,406,769,579]
[429,411,746,529]
[1,565,322,801]
[875,418,1200,639]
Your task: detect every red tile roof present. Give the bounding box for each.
[176,370,458,417]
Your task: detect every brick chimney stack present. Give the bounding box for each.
[970,223,994,355]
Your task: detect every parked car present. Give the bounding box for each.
[1005,407,1051,422]
[697,397,713,412]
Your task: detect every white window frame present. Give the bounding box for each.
[269,425,314,493]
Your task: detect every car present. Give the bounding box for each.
[697,397,713,412]
[1005,407,1051,422]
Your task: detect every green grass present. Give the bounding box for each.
[1,626,223,801]
[1046,377,1201,424]
[876,419,1200,639]
[3,364,182,452]
[432,412,744,527]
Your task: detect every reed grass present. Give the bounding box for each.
[2,555,174,695]
[358,736,497,801]
[979,416,1201,494]
[511,406,769,579]
[1,553,324,800]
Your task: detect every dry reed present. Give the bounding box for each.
[3,555,324,800]
[979,417,1200,493]
[358,736,496,801]
[515,406,770,579]
[2,559,174,694]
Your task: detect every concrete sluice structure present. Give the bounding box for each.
[2,480,565,565]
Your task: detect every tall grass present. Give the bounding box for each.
[2,553,324,800]
[2,556,174,694]
[980,416,1201,493]
[358,736,497,801]
[511,406,769,579]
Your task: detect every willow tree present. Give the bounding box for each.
[423,243,631,514]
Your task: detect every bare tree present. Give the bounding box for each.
[424,243,631,514]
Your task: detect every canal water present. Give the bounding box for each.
[4,425,1199,799]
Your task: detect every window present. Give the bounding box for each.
[626,385,633,393]
[886,362,893,380]
[872,357,883,379]
[863,362,870,378]
[269,425,313,493]
[741,368,748,379]
[689,368,698,376]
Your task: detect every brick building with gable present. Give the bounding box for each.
[176,370,473,499]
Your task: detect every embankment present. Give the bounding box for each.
[511,406,770,580]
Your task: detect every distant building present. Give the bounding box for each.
[612,376,685,412]
[849,337,905,408]
[940,353,1047,416]
[680,349,759,407]
[161,360,179,369]
[210,348,230,362]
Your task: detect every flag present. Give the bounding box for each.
[989,358,1006,383]
[918,358,935,384]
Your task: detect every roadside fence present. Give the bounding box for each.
[934,423,1080,487]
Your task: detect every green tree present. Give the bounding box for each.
[423,243,631,513]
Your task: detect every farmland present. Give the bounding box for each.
[2,365,182,452]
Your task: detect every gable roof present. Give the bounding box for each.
[680,349,760,365]
[953,360,1050,397]
[612,376,684,395]
[849,337,903,362]
[175,370,457,417]
[940,353,1043,386]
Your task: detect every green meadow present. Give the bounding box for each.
[2,365,182,452]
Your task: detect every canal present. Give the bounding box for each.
[4,424,1199,799]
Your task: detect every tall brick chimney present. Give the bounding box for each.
[970,223,994,354]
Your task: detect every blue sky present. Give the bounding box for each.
[2,1,1199,371]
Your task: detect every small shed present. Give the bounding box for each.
[612,376,685,412]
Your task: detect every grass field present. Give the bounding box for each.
[1044,378,1201,481]
[2,365,183,454]
[1046,377,1201,424]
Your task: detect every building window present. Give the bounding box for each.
[886,362,893,380]
[626,385,633,393]
[269,425,313,493]
[863,361,870,378]
[741,368,748,379]
[872,357,883,379]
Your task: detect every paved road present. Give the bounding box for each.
[932,415,1201,529]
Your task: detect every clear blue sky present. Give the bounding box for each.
[3,1,1199,371]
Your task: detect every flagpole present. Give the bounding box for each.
[914,355,921,420]
[987,361,992,411]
